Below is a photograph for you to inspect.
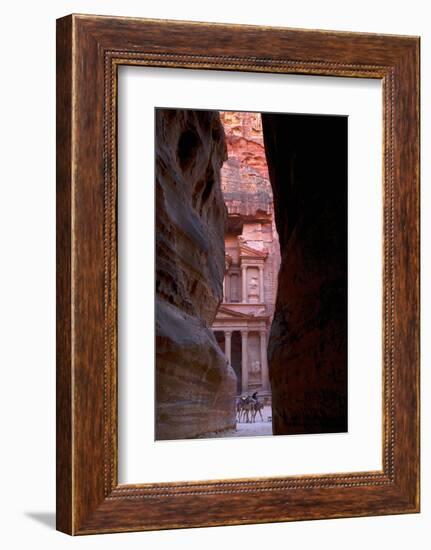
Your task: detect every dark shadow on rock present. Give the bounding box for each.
[262,113,348,436]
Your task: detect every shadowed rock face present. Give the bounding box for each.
[262,113,348,435]
[155,109,237,440]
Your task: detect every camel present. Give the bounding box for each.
[236,393,264,423]
[236,396,253,423]
[252,401,264,422]
[236,398,246,422]
[241,398,255,423]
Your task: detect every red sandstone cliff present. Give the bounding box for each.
[220,111,280,321]
[155,109,237,440]
[220,111,269,179]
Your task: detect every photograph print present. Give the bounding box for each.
[155,107,347,441]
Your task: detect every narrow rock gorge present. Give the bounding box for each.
[155,109,237,440]
[262,113,348,435]
[155,108,348,440]
[211,112,280,404]
[219,111,280,318]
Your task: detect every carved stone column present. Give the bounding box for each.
[224,331,232,366]
[260,329,270,391]
[259,265,265,303]
[241,266,247,303]
[225,273,230,303]
[241,330,249,393]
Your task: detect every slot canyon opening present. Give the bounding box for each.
[155,108,347,441]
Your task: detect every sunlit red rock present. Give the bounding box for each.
[211,112,280,404]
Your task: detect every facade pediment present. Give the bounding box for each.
[217,306,252,319]
[238,240,268,260]
[217,305,269,320]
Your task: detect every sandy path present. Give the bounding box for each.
[197,406,273,438]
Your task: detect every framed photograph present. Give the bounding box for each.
[56,14,420,534]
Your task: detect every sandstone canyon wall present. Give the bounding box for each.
[155,109,237,440]
[262,113,348,435]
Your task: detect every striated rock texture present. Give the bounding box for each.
[220,112,281,320]
[220,111,269,179]
[155,109,237,440]
[262,113,348,435]
[220,111,271,217]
